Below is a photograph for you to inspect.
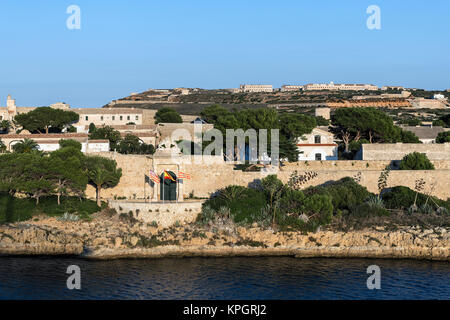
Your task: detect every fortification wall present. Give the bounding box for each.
[85,154,450,201]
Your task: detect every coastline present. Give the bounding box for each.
[1,215,449,261]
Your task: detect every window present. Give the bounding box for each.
[135,116,139,121]
[315,153,322,161]
[85,116,89,121]
[127,116,130,121]
[101,116,104,121]
[120,116,123,121]
[112,116,115,121]
[314,135,321,144]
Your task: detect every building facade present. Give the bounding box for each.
[303,82,378,91]
[239,84,273,93]
[297,128,338,161]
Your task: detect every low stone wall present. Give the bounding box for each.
[108,200,203,228]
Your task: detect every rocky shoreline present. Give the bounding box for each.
[0,213,449,261]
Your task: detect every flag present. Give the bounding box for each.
[163,170,176,181]
[178,171,191,179]
[149,170,160,184]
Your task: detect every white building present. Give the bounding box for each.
[239,84,273,93]
[281,85,303,92]
[303,82,378,91]
[297,127,338,161]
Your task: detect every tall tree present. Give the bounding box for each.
[89,126,122,150]
[14,107,79,134]
[49,145,88,204]
[86,156,122,206]
[154,107,182,124]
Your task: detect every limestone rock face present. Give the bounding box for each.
[0,216,448,260]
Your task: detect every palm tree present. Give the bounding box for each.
[0,140,6,153]
[0,120,11,134]
[12,138,39,153]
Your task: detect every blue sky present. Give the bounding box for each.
[0,0,449,107]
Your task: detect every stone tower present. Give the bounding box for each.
[6,95,17,116]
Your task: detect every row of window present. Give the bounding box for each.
[84,115,139,121]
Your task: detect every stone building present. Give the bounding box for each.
[401,126,445,144]
[303,82,378,91]
[239,84,273,93]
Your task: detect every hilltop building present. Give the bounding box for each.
[281,85,303,92]
[303,82,378,91]
[239,84,273,93]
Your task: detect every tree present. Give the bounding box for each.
[49,146,88,204]
[0,120,11,134]
[117,134,155,154]
[59,139,82,151]
[436,131,450,143]
[88,123,97,133]
[331,107,420,152]
[261,175,285,227]
[0,140,6,153]
[154,107,182,124]
[21,154,55,205]
[89,126,122,150]
[86,156,122,206]
[12,138,39,153]
[399,152,435,170]
[14,107,79,134]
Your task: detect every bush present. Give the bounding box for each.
[202,186,267,225]
[399,152,434,170]
[436,131,450,143]
[0,193,101,223]
[303,177,371,214]
[382,186,450,211]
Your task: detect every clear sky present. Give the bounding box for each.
[0,0,449,107]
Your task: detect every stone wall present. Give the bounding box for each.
[108,200,203,227]
[85,153,450,201]
[362,143,450,160]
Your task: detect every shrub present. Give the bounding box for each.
[303,177,371,214]
[202,187,267,225]
[399,152,434,170]
[382,186,450,210]
[0,193,101,223]
[436,131,450,143]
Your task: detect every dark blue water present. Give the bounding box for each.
[0,257,448,299]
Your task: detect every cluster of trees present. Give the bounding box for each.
[0,140,122,206]
[330,107,420,154]
[88,124,155,154]
[399,152,435,170]
[436,131,450,143]
[432,114,450,128]
[198,104,317,161]
[1,120,12,134]
[14,107,79,134]
[154,107,182,124]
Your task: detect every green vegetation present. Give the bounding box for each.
[200,173,450,232]
[154,107,182,124]
[200,104,317,162]
[117,134,155,154]
[88,125,155,154]
[0,142,121,222]
[399,152,435,170]
[331,107,420,154]
[0,194,101,223]
[436,131,450,143]
[0,120,12,134]
[14,107,79,134]
[11,138,39,153]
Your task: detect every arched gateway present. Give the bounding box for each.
[160,171,177,201]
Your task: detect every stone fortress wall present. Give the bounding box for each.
[85,153,450,201]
